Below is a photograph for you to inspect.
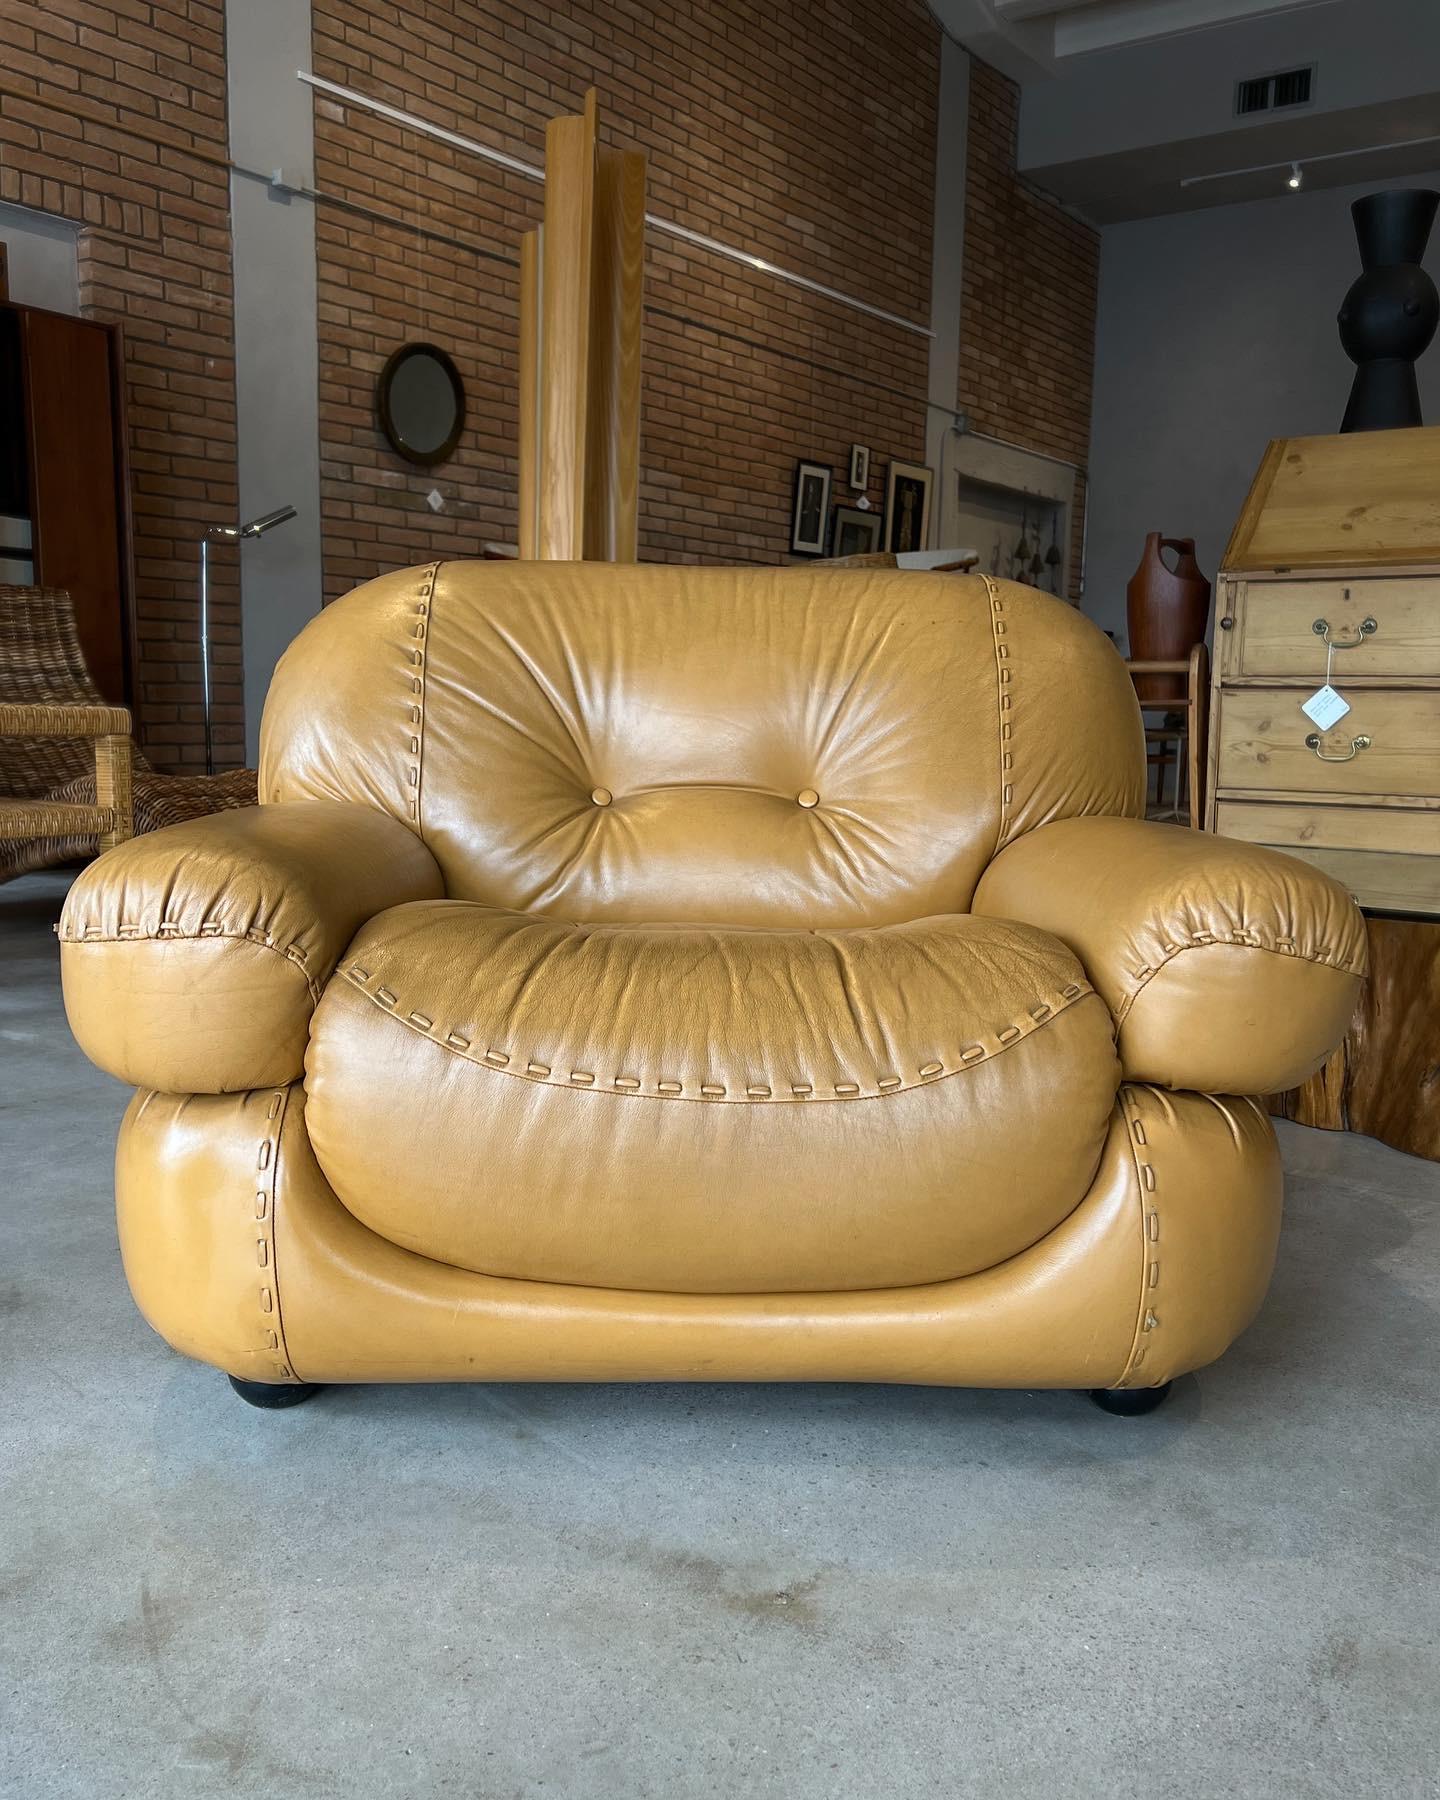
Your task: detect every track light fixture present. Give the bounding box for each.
[1287,163,1303,191]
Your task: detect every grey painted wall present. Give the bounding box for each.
[1086,170,1440,645]
[0,203,77,314]
[226,0,323,765]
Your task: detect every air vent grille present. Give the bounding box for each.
[1236,76,1270,116]
[1234,65,1314,116]
[1272,67,1313,108]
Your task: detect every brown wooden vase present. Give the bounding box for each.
[1126,534,1211,704]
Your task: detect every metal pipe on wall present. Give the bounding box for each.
[295,71,936,341]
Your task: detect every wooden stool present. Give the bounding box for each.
[1126,643,1209,830]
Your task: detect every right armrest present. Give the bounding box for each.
[60,801,444,1093]
[972,816,1366,1093]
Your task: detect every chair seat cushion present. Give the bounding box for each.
[304,902,1121,1293]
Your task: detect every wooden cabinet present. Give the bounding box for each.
[0,299,134,704]
[1208,428,1440,1160]
[1232,576,1440,678]
[1215,677,1440,806]
[1214,800,1440,914]
[1206,430,1440,920]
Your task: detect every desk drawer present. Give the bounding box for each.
[1214,800,1440,914]
[1237,577,1440,678]
[1216,687,1440,799]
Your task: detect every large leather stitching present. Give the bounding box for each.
[1113,931,1366,1026]
[405,560,440,831]
[330,958,1102,1104]
[62,927,324,1005]
[982,572,1013,857]
[1115,1087,1161,1389]
[256,1085,301,1383]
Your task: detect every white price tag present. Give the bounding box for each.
[1301,685,1351,731]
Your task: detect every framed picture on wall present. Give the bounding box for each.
[830,504,882,558]
[849,443,870,490]
[790,459,832,556]
[882,460,933,554]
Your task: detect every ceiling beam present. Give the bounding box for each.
[1052,0,1339,60]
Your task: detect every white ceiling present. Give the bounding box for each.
[930,0,1440,221]
[988,0,1336,61]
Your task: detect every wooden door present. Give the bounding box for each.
[22,308,129,702]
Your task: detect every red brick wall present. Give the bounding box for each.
[0,7,1102,751]
[957,58,1098,600]
[0,0,241,770]
[310,0,941,598]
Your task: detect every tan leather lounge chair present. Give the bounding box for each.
[59,564,1365,1415]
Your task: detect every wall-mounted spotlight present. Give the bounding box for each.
[1287,163,1303,191]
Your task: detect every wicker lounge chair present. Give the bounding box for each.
[0,584,256,883]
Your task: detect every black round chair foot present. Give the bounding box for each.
[228,1374,325,1409]
[1089,1382,1172,1416]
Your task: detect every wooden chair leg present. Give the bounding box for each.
[95,733,134,849]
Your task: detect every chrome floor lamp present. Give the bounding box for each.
[198,507,296,774]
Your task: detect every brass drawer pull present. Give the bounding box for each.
[1304,732,1372,762]
[1311,616,1377,649]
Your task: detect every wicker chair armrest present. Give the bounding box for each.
[0,701,133,739]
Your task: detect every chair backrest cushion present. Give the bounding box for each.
[259,561,1143,926]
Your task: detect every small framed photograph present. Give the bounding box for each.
[849,443,870,490]
[882,460,933,554]
[790,459,832,557]
[830,504,883,558]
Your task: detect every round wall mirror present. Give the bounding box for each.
[376,342,466,467]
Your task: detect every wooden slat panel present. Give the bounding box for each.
[1214,799,1440,856]
[1269,843,1440,915]
[1224,426,1440,570]
[1217,687,1440,801]
[1238,576,1440,678]
[583,144,645,562]
[537,93,597,561]
[518,228,540,561]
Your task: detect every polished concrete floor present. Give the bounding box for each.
[3,869,1439,1800]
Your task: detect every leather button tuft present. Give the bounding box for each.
[797,788,820,809]
[590,787,613,807]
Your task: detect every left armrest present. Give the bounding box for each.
[60,801,444,1093]
[972,816,1366,1093]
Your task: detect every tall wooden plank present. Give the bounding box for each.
[584,145,646,561]
[517,228,541,561]
[537,92,597,560]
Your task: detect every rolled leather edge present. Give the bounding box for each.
[972,815,1366,1094]
[1119,942,1359,1095]
[59,801,444,1092]
[64,937,313,1095]
[114,1081,1281,1391]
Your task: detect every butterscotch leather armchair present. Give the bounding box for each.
[60,564,1365,1414]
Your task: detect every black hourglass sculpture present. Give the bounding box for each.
[1338,188,1439,432]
